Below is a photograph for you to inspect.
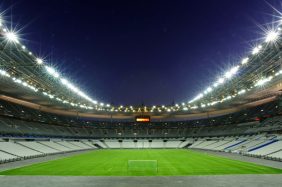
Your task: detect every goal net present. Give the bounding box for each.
[127,160,158,175]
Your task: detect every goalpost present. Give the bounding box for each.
[127,160,158,174]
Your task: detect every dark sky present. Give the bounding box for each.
[2,0,281,106]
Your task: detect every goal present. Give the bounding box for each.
[127,160,158,175]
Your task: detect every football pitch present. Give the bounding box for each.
[1,149,282,176]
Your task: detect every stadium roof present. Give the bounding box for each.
[0,13,282,120]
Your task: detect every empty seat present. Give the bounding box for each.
[0,150,18,162]
[39,141,72,152]
[18,141,59,154]
[0,142,41,157]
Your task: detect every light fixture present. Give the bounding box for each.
[255,76,273,87]
[265,31,279,43]
[36,58,43,64]
[252,45,262,55]
[241,58,249,65]
[45,66,60,78]
[5,31,19,43]
[217,77,225,84]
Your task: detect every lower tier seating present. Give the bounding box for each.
[0,139,96,164]
[1,134,282,164]
[188,134,282,161]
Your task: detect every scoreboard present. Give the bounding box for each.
[135,116,150,123]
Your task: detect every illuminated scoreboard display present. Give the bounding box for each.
[135,116,151,122]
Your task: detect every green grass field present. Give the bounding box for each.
[1,149,282,176]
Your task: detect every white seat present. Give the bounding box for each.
[18,141,59,154]
[0,150,18,161]
[0,142,41,157]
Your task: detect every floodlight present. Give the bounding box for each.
[206,87,212,93]
[225,66,239,79]
[255,77,273,87]
[217,77,225,84]
[241,58,249,65]
[252,45,262,55]
[36,58,43,64]
[5,32,18,43]
[45,66,60,78]
[0,69,9,77]
[60,78,68,85]
[265,31,279,42]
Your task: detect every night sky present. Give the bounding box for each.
[2,0,281,106]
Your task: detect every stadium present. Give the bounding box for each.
[1,1,282,187]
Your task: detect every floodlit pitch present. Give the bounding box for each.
[0,149,282,176]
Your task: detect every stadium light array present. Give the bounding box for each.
[1,10,282,114]
[60,78,98,105]
[0,17,109,111]
[187,21,282,111]
[189,93,204,103]
[255,76,273,87]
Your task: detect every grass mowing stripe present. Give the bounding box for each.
[0,149,281,176]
